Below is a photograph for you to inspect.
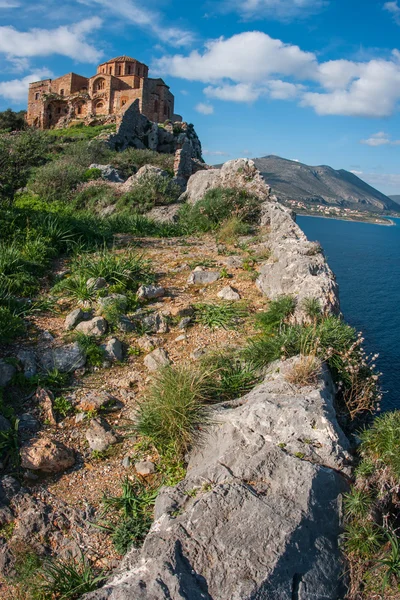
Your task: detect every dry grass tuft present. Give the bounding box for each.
[285,355,322,387]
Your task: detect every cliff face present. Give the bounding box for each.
[83,160,350,600]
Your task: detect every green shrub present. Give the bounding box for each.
[37,554,106,599]
[75,333,105,367]
[194,302,248,330]
[116,174,181,213]
[179,187,261,234]
[0,108,26,132]
[29,159,87,202]
[110,147,174,178]
[72,183,118,211]
[83,167,103,182]
[255,296,296,331]
[0,306,25,343]
[359,412,400,478]
[217,217,250,243]
[201,351,259,401]
[136,366,212,456]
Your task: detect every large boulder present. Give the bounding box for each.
[20,437,75,473]
[89,164,124,183]
[83,358,350,600]
[183,158,271,205]
[256,202,340,317]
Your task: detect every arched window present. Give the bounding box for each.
[35,92,40,100]
[94,78,105,92]
[60,89,64,96]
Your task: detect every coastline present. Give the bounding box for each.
[295,211,396,226]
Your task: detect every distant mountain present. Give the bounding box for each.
[253,155,399,213]
[389,195,400,205]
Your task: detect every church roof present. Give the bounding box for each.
[105,56,138,63]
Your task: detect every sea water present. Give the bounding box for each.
[297,215,400,411]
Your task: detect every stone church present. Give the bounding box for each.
[26,55,181,129]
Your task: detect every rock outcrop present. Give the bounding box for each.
[257,202,340,317]
[84,358,350,600]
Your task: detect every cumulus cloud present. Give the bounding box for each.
[155,31,400,118]
[360,132,400,146]
[195,102,214,114]
[0,69,53,102]
[0,18,103,62]
[384,1,400,23]
[222,0,327,21]
[80,0,194,46]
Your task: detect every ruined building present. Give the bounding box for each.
[26,56,181,129]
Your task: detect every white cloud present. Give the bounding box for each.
[155,31,400,118]
[0,1,20,6]
[360,131,400,146]
[350,170,363,175]
[222,0,327,21]
[80,0,194,46]
[154,32,317,83]
[384,1,400,23]
[0,69,53,103]
[195,102,214,114]
[0,18,103,62]
[358,171,400,194]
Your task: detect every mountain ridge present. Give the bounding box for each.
[252,155,398,213]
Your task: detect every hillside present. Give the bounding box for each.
[389,195,400,205]
[254,155,399,213]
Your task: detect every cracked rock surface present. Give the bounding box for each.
[84,357,350,600]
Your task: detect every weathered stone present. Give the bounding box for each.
[102,338,123,362]
[35,388,56,426]
[183,158,271,205]
[178,316,192,330]
[85,418,118,452]
[79,390,119,412]
[143,348,170,371]
[136,335,161,352]
[136,165,169,180]
[134,461,155,476]
[146,205,181,224]
[65,308,86,331]
[82,359,349,600]
[0,476,20,506]
[118,315,135,333]
[16,349,37,378]
[20,437,75,473]
[187,269,220,285]
[224,255,244,269]
[89,164,124,183]
[190,347,206,360]
[137,285,165,301]
[39,343,86,373]
[75,317,107,337]
[122,456,131,469]
[0,361,16,388]
[141,312,169,334]
[98,294,128,312]
[217,286,241,301]
[86,277,108,291]
[18,414,40,436]
[256,202,340,318]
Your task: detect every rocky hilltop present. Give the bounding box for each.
[1,139,377,599]
[253,155,398,213]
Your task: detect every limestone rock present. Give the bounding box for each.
[86,418,118,452]
[136,335,161,352]
[98,294,128,312]
[140,313,169,334]
[89,164,124,183]
[39,342,86,373]
[21,437,75,473]
[187,269,220,285]
[137,285,165,301]
[75,317,107,337]
[118,315,135,333]
[136,165,169,180]
[146,205,181,224]
[86,277,108,291]
[79,391,119,412]
[0,361,16,388]
[82,359,349,600]
[64,308,86,331]
[134,461,155,476]
[144,348,170,371]
[178,316,192,330]
[224,255,244,269]
[18,414,40,435]
[256,202,340,318]
[35,388,56,426]
[183,158,271,205]
[217,286,241,301]
[16,349,37,378]
[102,338,123,362]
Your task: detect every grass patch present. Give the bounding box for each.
[194,302,248,330]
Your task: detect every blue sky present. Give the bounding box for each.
[2,0,400,195]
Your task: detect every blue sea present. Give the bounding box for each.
[297,215,400,411]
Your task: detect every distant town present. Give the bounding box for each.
[283,199,394,225]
